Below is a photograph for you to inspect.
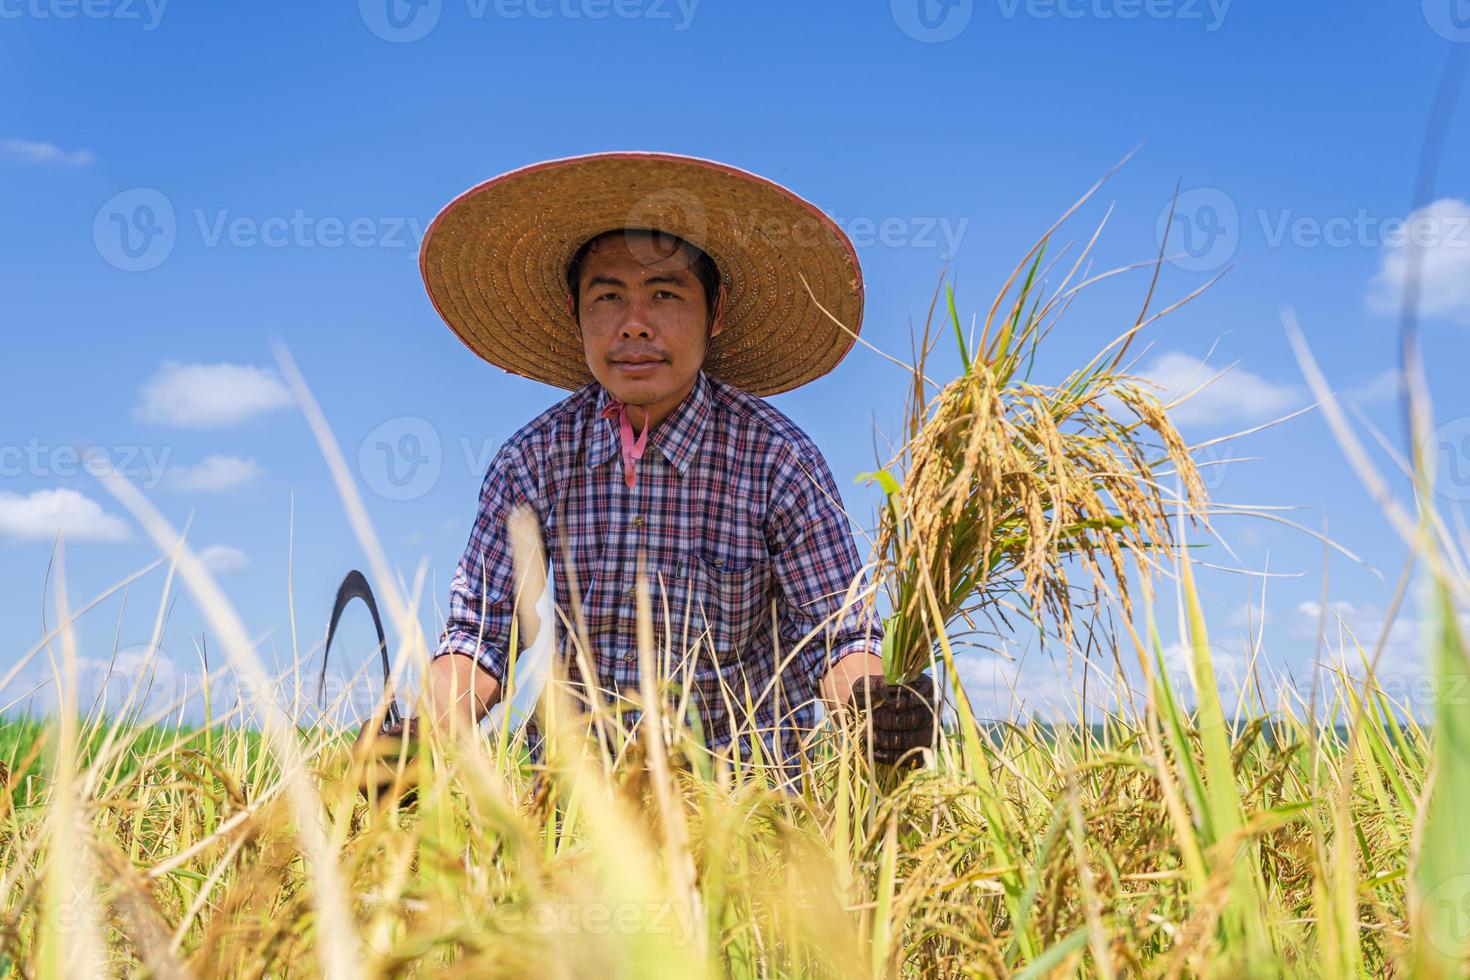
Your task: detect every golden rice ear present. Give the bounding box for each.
[874,342,1206,681]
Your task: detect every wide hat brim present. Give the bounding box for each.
[419,152,865,397]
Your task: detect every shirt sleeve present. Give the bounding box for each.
[433,442,541,684]
[765,444,884,690]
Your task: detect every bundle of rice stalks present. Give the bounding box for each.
[865,244,1208,683]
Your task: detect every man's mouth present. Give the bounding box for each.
[610,354,667,374]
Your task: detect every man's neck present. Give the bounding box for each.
[622,374,699,432]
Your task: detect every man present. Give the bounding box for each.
[404,152,938,776]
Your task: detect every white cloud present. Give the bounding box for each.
[1283,596,1461,719]
[198,544,249,574]
[0,488,129,543]
[1228,603,1275,630]
[1349,368,1403,404]
[3,644,379,727]
[3,646,203,722]
[1160,641,1251,696]
[135,362,292,428]
[951,652,1117,720]
[1,138,95,167]
[165,455,263,493]
[1367,198,1470,323]
[1295,599,1357,622]
[1137,352,1304,427]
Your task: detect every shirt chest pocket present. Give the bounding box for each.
[675,552,772,663]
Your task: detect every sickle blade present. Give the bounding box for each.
[318,569,401,733]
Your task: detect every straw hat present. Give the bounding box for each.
[419,152,865,397]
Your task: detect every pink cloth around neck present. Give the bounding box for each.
[599,398,650,488]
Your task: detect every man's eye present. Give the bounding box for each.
[594,292,619,303]
[655,290,679,300]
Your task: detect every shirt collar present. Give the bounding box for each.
[586,371,712,477]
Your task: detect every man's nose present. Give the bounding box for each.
[617,304,654,340]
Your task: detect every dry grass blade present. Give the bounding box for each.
[92,464,364,978]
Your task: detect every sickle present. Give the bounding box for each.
[318,569,401,733]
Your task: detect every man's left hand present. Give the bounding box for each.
[843,673,941,767]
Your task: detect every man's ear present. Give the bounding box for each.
[707,282,729,340]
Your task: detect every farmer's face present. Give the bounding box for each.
[570,233,725,426]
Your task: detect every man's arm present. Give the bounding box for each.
[425,443,540,733]
[424,652,502,734]
[766,445,887,700]
[767,446,941,765]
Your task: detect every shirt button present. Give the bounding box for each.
[712,558,725,569]
[620,647,634,662]
[624,586,636,599]
[631,515,645,528]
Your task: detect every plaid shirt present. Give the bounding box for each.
[434,370,881,769]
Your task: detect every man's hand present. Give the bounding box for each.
[841,673,942,767]
[350,654,501,802]
[352,715,420,802]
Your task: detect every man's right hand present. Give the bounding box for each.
[423,652,503,733]
[352,715,420,802]
[350,654,502,802]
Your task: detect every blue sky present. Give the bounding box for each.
[4,1,1470,723]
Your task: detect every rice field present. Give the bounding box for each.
[3,230,1466,977]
